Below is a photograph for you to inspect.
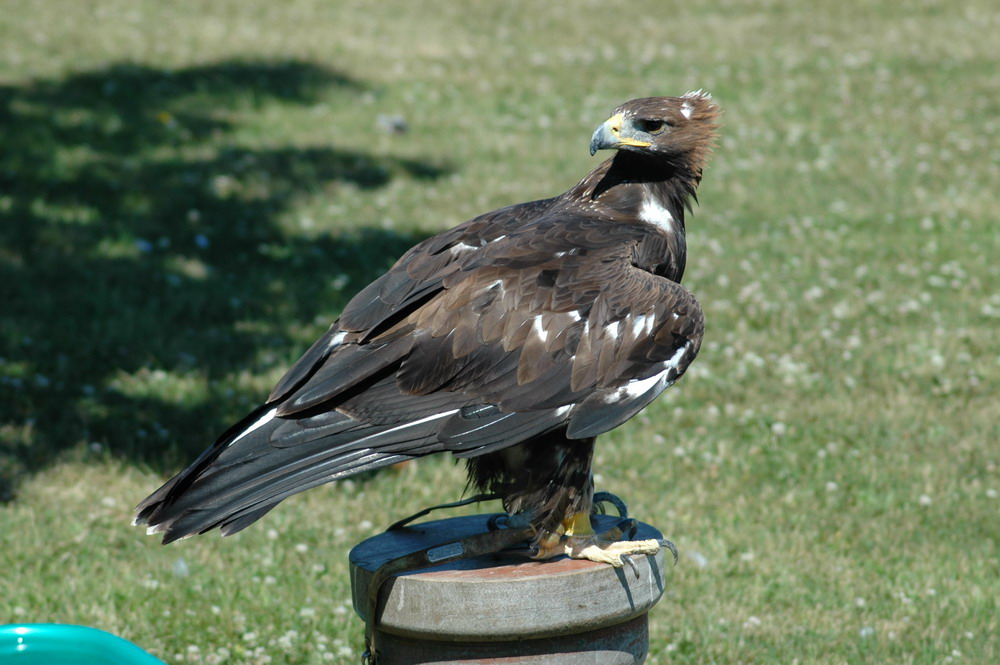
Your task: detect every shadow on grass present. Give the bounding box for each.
[0,60,445,499]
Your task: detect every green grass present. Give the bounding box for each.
[2,1,998,663]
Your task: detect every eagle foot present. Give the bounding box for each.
[532,517,661,569]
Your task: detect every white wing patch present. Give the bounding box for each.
[639,197,676,234]
[450,242,478,255]
[531,315,549,344]
[630,313,655,338]
[664,340,692,372]
[227,407,278,447]
[354,408,460,446]
[604,340,694,404]
[326,330,347,350]
[621,368,674,401]
[450,234,508,256]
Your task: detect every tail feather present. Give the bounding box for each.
[135,405,449,543]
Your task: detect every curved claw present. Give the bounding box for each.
[660,539,679,566]
[620,554,640,578]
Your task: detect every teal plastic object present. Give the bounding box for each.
[0,624,166,665]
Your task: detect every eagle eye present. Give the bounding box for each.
[635,119,668,135]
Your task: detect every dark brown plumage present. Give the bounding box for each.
[135,93,720,558]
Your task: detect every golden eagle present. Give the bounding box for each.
[135,93,720,566]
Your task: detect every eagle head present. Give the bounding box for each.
[589,91,720,167]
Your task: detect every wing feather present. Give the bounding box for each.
[136,202,704,543]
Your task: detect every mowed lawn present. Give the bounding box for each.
[1,1,997,663]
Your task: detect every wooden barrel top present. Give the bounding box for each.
[349,513,667,641]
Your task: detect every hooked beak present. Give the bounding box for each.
[589,113,652,156]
